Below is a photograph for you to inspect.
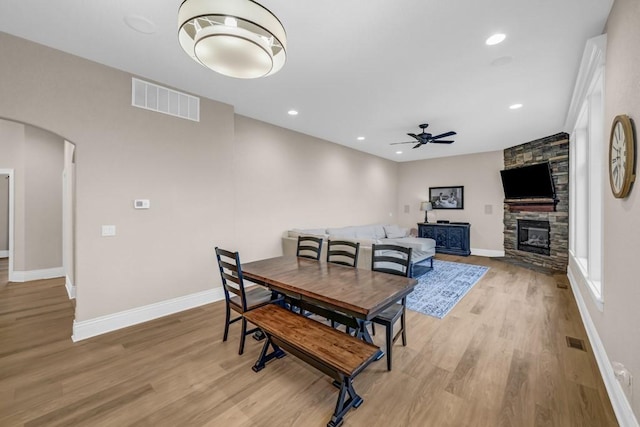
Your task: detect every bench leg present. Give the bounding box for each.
[252,333,286,373]
[328,375,363,427]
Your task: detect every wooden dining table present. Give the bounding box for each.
[241,255,418,344]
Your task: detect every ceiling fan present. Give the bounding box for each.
[391,123,456,149]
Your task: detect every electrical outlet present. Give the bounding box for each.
[613,362,633,400]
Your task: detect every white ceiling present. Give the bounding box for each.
[0,0,612,162]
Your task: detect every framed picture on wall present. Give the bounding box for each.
[429,186,464,209]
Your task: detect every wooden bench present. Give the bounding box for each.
[243,304,381,427]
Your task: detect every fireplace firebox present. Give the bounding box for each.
[517,219,550,255]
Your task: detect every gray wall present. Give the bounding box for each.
[585,0,640,418]
[0,120,64,271]
[397,150,505,254]
[24,126,64,270]
[0,32,398,321]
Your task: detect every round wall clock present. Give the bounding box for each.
[609,114,636,198]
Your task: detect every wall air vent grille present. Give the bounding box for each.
[131,78,199,122]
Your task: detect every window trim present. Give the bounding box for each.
[565,34,606,310]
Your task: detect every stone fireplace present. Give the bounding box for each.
[503,133,569,271]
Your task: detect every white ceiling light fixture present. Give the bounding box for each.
[357,136,365,141]
[288,110,298,116]
[509,103,523,110]
[486,33,506,46]
[178,0,287,79]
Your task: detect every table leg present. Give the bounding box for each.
[355,319,373,343]
[355,319,384,360]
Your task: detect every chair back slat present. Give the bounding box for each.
[371,244,412,277]
[215,247,249,310]
[327,240,360,268]
[296,235,323,260]
[216,248,237,259]
[222,272,243,288]
[219,260,239,274]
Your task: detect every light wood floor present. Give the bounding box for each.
[0,255,618,426]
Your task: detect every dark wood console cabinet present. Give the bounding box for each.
[418,222,471,256]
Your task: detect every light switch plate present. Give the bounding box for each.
[101,225,116,236]
[134,199,150,209]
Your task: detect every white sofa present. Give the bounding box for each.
[281,224,436,275]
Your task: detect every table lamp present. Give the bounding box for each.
[420,201,433,223]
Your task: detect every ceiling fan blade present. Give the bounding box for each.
[431,140,454,144]
[431,131,457,139]
[407,133,421,141]
[412,142,424,149]
[390,141,416,145]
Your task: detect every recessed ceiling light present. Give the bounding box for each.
[396,151,403,155]
[357,136,365,141]
[490,56,513,67]
[124,15,158,34]
[288,110,298,116]
[509,103,523,110]
[486,33,506,46]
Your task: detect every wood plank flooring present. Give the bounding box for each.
[0,255,618,426]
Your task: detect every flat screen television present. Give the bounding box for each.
[500,162,555,199]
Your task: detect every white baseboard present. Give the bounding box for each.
[470,248,505,257]
[567,265,639,427]
[72,287,225,342]
[12,266,64,282]
[65,275,76,299]
[0,250,8,258]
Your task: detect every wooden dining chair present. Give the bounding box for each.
[292,235,324,316]
[215,247,280,355]
[370,243,413,371]
[296,235,323,260]
[326,239,360,267]
[327,239,361,328]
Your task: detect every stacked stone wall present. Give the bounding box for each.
[503,133,569,271]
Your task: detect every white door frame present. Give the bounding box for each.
[0,169,14,282]
[62,141,76,298]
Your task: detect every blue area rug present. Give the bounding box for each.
[406,260,489,319]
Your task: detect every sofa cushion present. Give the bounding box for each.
[380,237,436,252]
[411,248,436,263]
[384,224,409,239]
[289,228,329,239]
[328,236,378,247]
[326,226,357,238]
[357,225,386,239]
